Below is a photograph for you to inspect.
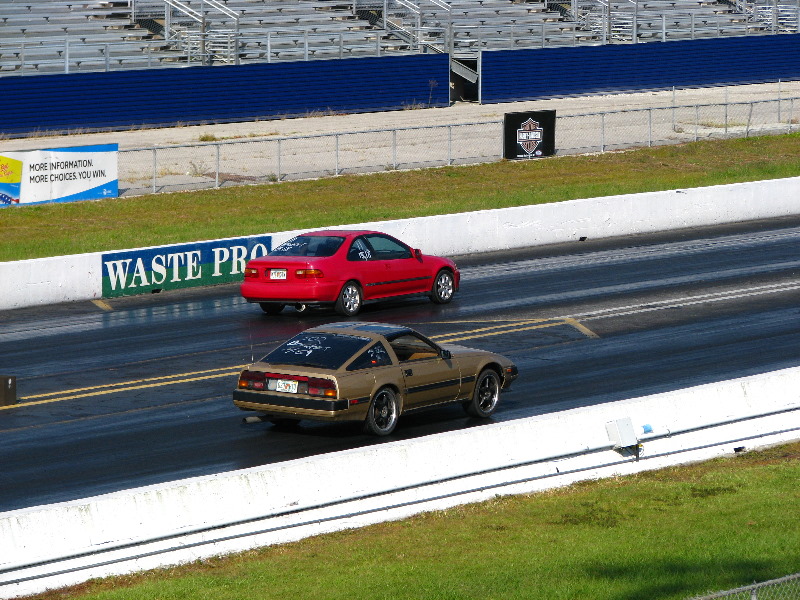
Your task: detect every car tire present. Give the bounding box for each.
[335,281,362,316]
[464,369,501,418]
[363,387,399,436]
[431,269,455,304]
[259,303,285,315]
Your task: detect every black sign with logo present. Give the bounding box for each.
[503,110,556,160]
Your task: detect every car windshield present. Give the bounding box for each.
[270,235,344,257]
[263,332,371,369]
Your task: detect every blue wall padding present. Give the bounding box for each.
[2,54,450,137]
[481,34,800,103]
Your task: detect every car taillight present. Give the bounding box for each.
[243,267,259,279]
[307,377,337,397]
[295,269,324,279]
[238,370,267,390]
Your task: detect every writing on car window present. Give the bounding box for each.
[264,333,370,369]
[271,235,344,257]
[347,342,393,371]
[347,238,372,261]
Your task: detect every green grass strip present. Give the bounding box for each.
[28,441,800,600]
[2,134,800,263]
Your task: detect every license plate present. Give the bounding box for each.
[276,379,298,394]
[270,269,287,280]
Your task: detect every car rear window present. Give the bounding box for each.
[270,235,344,257]
[263,332,371,370]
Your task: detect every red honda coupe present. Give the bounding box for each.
[241,230,460,316]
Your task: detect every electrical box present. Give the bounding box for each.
[606,417,637,448]
[0,376,16,406]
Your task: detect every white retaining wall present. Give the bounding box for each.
[1,365,799,598]
[3,176,800,311]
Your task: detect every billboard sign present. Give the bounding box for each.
[0,144,118,206]
[503,110,556,160]
[101,235,272,298]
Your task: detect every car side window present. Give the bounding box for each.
[364,234,412,260]
[347,342,393,371]
[388,334,440,362]
[347,237,373,262]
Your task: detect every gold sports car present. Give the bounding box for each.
[233,322,518,435]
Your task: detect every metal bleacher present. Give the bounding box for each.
[365,0,596,56]
[131,0,416,65]
[0,0,173,74]
[0,0,797,76]
[574,0,770,43]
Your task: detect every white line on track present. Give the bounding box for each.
[564,280,800,321]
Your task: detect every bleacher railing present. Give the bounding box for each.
[2,0,799,75]
[116,94,800,197]
[0,28,398,75]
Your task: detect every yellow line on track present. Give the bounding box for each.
[433,320,570,343]
[21,366,247,400]
[563,318,600,339]
[2,367,245,410]
[5,317,599,411]
[91,299,114,311]
[430,318,554,338]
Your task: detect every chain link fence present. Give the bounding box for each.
[119,96,799,196]
[691,572,800,599]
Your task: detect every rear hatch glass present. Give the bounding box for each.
[270,236,345,257]
[263,332,371,370]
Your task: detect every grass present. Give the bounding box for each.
[23,441,800,600]
[2,133,800,263]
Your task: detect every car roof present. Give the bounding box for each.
[306,321,414,339]
[298,230,380,237]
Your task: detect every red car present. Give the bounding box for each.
[241,230,460,316]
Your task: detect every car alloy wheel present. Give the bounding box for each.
[431,270,455,304]
[335,282,362,316]
[464,369,501,418]
[364,387,399,436]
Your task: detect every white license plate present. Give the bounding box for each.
[276,379,298,394]
[270,269,287,280]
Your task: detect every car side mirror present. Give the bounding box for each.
[414,248,422,261]
[440,349,451,360]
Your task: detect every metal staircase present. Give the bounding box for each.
[131,0,240,64]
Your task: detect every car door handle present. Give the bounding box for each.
[403,369,413,377]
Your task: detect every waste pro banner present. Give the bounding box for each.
[502,110,556,160]
[0,144,118,206]
[101,236,273,298]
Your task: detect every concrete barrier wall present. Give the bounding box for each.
[2,176,800,311]
[1,365,799,598]
[1,254,101,309]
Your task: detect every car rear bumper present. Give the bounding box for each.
[233,389,367,422]
[241,280,342,303]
